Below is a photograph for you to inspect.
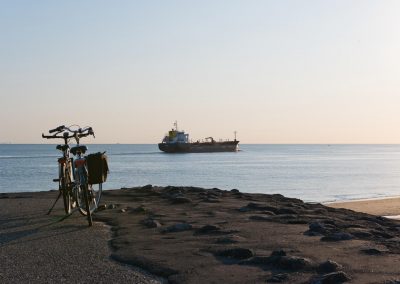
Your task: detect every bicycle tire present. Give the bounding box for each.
[60,165,71,214]
[82,183,93,226]
[76,183,102,216]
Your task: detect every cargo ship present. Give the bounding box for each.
[158,122,239,153]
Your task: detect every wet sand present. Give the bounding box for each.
[2,187,400,283]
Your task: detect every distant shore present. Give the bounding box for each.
[2,187,400,283]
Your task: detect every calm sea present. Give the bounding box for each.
[1,144,400,203]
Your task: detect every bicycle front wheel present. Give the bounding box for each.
[82,184,92,226]
[76,183,102,216]
[60,172,72,215]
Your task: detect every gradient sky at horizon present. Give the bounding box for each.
[1,0,400,144]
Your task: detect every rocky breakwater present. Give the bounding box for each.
[95,186,400,284]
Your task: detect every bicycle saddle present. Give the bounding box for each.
[56,144,69,151]
[70,145,88,155]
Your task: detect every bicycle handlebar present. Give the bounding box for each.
[42,125,95,140]
[49,125,65,133]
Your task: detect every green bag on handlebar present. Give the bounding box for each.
[87,152,109,184]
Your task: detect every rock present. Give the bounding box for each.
[231,189,240,193]
[249,215,273,221]
[321,232,354,242]
[267,273,289,283]
[171,196,192,204]
[162,223,192,233]
[370,230,394,239]
[133,205,146,213]
[96,204,107,211]
[141,184,153,190]
[317,260,342,273]
[312,271,351,284]
[271,249,286,257]
[119,208,126,213]
[107,204,117,209]
[195,224,221,235]
[276,256,315,270]
[277,208,298,215]
[217,248,253,260]
[141,218,162,228]
[361,248,385,255]
[240,256,271,265]
[287,219,309,224]
[241,252,314,271]
[309,222,327,233]
[202,197,220,203]
[349,230,373,239]
[238,207,251,212]
[215,237,239,244]
[261,211,276,216]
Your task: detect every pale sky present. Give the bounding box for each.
[1,0,400,144]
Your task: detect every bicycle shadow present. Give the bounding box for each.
[0,213,93,247]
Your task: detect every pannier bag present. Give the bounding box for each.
[87,152,109,184]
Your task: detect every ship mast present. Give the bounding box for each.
[174,121,178,131]
[234,131,237,141]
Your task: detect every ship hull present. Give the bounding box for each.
[158,141,239,153]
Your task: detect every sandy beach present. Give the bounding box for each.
[327,197,400,218]
[2,187,400,284]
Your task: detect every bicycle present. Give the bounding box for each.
[42,125,103,226]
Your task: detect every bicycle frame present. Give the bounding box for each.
[43,125,98,226]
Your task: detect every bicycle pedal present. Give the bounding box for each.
[53,179,60,182]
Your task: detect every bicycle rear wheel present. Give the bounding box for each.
[76,183,102,216]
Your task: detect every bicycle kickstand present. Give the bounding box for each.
[47,191,62,215]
